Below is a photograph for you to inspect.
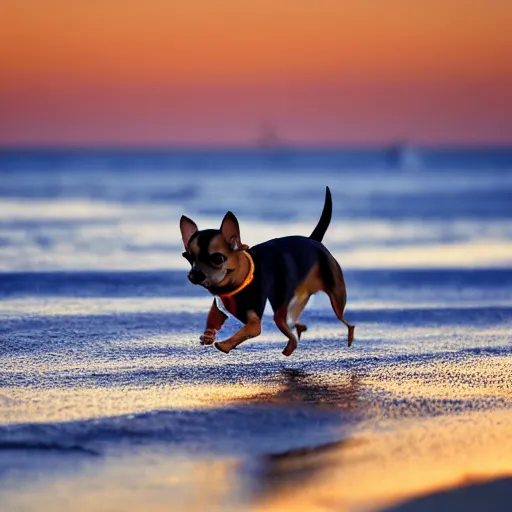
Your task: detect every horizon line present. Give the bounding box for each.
[2,143,512,152]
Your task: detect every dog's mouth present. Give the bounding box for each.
[201,268,235,289]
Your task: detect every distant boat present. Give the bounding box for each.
[386,143,422,170]
[255,122,284,150]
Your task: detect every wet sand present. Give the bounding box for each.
[1,312,511,511]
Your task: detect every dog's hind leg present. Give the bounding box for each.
[327,289,355,346]
[295,322,308,340]
[276,264,324,354]
[287,293,310,340]
[324,259,355,346]
[274,306,299,356]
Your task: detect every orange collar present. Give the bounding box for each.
[219,251,255,298]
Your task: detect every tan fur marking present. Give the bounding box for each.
[207,234,230,255]
[188,238,200,256]
[287,264,324,328]
[214,310,261,353]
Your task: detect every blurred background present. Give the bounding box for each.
[0,1,511,273]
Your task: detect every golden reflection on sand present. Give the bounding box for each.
[3,408,511,512]
[0,382,281,424]
[252,408,512,512]
[1,454,240,512]
[1,358,511,511]
[247,356,512,512]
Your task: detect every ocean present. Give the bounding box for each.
[1,147,511,511]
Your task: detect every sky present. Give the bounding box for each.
[1,0,511,147]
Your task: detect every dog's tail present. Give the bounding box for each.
[309,186,332,243]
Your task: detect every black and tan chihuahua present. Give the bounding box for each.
[179,186,354,356]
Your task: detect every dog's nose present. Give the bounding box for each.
[188,269,206,284]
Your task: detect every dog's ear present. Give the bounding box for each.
[220,211,242,250]
[180,215,198,249]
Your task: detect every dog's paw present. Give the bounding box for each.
[200,328,217,345]
[214,341,233,354]
[282,339,297,357]
[295,322,307,340]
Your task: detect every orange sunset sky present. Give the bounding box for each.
[1,0,511,147]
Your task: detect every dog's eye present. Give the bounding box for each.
[182,252,194,264]
[209,252,226,266]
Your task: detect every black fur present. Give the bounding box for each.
[184,185,354,352]
[214,187,336,323]
[190,229,220,261]
[309,186,332,242]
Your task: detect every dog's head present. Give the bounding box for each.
[180,211,247,289]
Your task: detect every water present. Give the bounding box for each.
[1,147,512,272]
[0,148,511,511]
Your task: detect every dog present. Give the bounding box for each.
[179,186,354,356]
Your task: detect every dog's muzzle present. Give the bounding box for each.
[188,269,206,284]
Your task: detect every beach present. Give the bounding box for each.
[1,149,511,511]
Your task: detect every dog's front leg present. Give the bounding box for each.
[200,299,228,345]
[214,311,261,354]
